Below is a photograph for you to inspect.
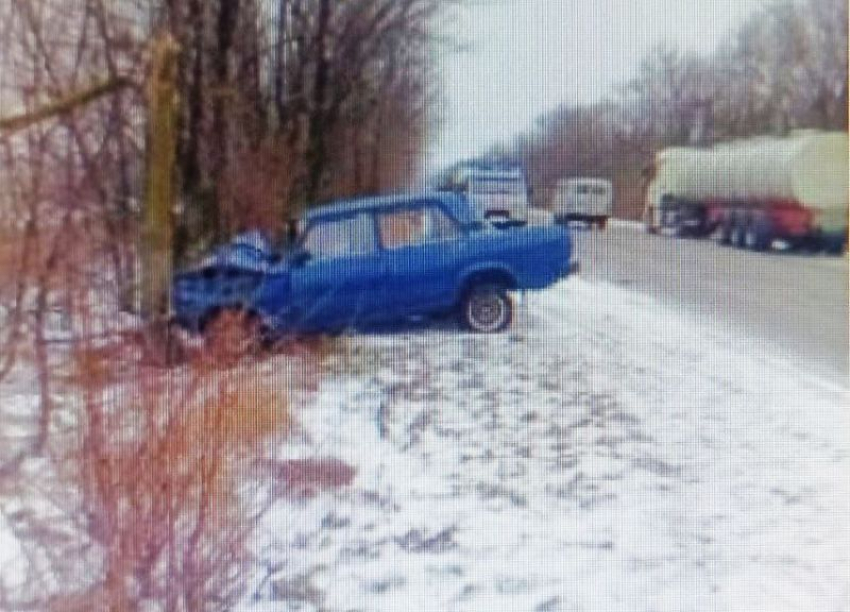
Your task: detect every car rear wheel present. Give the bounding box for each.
[460,284,513,333]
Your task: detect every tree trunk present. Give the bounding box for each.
[174,0,205,264]
[273,0,289,129]
[305,0,332,204]
[210,0,240,241]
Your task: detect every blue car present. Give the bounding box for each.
[172,192,574,337]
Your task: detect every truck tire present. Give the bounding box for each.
[730,214,747,249]
[643,206,658,234]
[460,283,513,333]
[744,216,773,251]
[821,234,847,255]
[674,222,691,238]
[718,213,733,245]
[800,237,824,254]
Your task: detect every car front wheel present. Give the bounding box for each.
[460,284,513,333]
[203,308,264,360]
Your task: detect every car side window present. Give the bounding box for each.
[378,208,427,248]
[302,213,376,260]
[423,205,460,242]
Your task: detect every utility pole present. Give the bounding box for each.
[141,34,180,326]
[0,33,182,350]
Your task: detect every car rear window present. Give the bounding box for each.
[379,209,427,248]
[379,205,459,248]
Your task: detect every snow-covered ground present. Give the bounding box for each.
[247,278,850,612]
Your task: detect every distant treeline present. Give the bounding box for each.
[494,0,848,218]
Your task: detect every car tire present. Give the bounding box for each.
[460,283,513,333]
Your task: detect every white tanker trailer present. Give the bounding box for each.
[643,130,848,252]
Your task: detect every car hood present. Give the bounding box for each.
[197,246,271,273]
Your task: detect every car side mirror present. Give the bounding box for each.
[290,248,312,267]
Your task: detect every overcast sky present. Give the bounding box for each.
[428,0,778,171]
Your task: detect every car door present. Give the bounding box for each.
[377,201,466,314]
[289,212,384,330]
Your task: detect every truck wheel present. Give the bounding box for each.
[719,214,733,245]
[823,236,847,255]
[643,207,658,234]
[730,215,747,248]
[744,217,773,251]
[460,284,513,333]
[800,237,824,254]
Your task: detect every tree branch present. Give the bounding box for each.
[0,77,133,135]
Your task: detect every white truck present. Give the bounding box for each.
[551,177,613,229]
[440,163,530,226]
[643,130,848,252]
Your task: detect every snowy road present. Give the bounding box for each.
[575,223,849,382]
[249,279,850,612]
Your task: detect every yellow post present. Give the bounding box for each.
[141,34,180,322]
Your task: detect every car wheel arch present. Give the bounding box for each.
[457,267,518,303]
[199,304,263,332]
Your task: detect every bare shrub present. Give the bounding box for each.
[0,317,301,612]
[53,339,290,612]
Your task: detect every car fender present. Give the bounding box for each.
[455,263,519,302]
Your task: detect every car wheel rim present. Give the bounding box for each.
[468,292,506,332]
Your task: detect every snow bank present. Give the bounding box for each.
[246,277,849,611]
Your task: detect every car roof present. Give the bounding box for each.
[302,191,478,224]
